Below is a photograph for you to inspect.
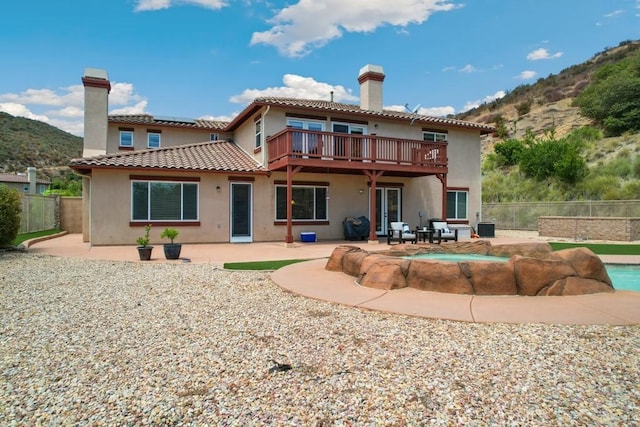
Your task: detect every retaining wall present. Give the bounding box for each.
[538,216,640,241]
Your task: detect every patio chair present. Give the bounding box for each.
[431,221,458,243]
[387,221,417,245]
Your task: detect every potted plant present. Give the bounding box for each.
[160,227,182,260]
[136,224,153,261]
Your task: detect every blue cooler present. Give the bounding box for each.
[300,232,316,242]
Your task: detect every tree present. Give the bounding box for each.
[575,50,640,135]
[0,185,21,246]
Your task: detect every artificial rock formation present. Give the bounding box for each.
[325,243,614,296]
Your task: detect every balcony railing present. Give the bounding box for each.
[267,128,447,171]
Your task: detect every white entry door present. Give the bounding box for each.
[373,187,401,235]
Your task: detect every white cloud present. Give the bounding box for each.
[386,104,455,117]
[110,100,149,115]
[229,74,358,104]
[135,0,226,11]
[0,81,147,136]
[198,113,238,122]
[0,103,50,122]
[604,9,624,18]
[517,70,537,80]
[251,0,460,57]
[459,64,476,73]
[527,47,563,60]
[461,90,506,112]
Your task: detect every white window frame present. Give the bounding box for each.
[147,132,161,148]
[423,130,448,142]
[332,122,367,135]
[210,133,219,141]
[255,119,262,149]
[275,184,328,222]
[119,130,134,147]
[131,180,199,222]
[446,190,468,221]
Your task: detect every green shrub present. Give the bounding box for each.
[494,139,526,166]
[0,185,22,247]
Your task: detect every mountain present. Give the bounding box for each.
[0,112,82,179]
[456,40,640,150]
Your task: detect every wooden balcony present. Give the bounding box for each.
[266,128,447,177]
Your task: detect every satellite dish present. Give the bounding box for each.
[405,103,421,125]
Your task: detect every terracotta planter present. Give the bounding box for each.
[163,243,182,260]
[137,246,153,261]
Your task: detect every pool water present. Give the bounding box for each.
[606,265,640,292]
[409,253,639,292]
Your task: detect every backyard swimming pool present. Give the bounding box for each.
[410,253,639,292]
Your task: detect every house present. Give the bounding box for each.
[0,168,50,195]
[70,66,494,245]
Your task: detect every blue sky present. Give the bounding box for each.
[1,0,638,136]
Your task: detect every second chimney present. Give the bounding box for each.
[358,64,385,112]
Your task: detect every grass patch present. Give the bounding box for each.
[550,242,640,255]
[223,258,313,271]
[12,229,61,246]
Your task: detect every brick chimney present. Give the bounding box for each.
[82,68,111,157]
[358,64,385,112]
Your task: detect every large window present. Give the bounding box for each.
[147,132,161,148]
[275,185,328,221]
[446,190,468,220]
[119,130,133,147]
[132,181,198,221]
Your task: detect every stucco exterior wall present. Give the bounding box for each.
[105,124,230,153]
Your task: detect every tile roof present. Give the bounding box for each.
[69,141,267,174]
[0,173,50,184]
[109,114,228,130]
[226,97,495,133]
[109,98,494,135]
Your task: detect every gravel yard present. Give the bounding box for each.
[1,252,638,425]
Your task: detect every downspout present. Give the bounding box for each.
[262,105,270,166]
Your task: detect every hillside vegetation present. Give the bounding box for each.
[0,112,83,194]
[457,40,640,202]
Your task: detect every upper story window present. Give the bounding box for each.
[332,122,366,135]
[119,130,134,147]
[255,119,262,149]
[210,133,219,141]
[423,130,448,142]
[147,131,161,148]
[287,119,325,132]
[288,119,325,154]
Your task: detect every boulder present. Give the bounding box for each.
[547,247,613,286]
[406,260,473,294]
[459,260,518,295]
[488,242,552,258]
[359,254,401,276]
[325,246,364,272]
[359,260,409,290]
[342,250,369,277]
[540,277,615,296]
[513,255,577,296]
[441,240,491,254]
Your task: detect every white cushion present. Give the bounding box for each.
[402,223,411,234]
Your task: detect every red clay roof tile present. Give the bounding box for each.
[70,141,267,173]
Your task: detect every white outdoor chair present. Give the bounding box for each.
[387,222,417,245]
